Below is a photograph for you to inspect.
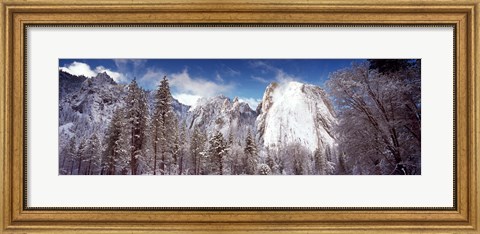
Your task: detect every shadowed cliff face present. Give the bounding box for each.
[186,95,258,142]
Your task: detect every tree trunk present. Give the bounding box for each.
[85,160,91,175]
[77,158,82,175]
[193,154,197,175]
[219,154,223,175]
[153,148,157,175]
[69,159,75,175]
[179,155,183,175]
[160,153,165,175]
[153,126,158,175]
[61,154,67,168]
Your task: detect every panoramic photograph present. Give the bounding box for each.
[58,59,421,175]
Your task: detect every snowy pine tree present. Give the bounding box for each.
[61,136,77,175]
[177,121,188,174]
[150,106,165,175]
[153,76,179,175]
[102,108,126,175]
[169,117,180,174]
[75,138,87,175]
[314,148,327,175]
[207,130,227,175]
[83,133,101,175]
[189,126,207,175]
[222,130,235,175]
[125,79,148,175]
[244,129,258,175]
[265,147,280,175]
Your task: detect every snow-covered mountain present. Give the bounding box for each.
[59,71,126,140]
[256,81,337,155]
[59,70,87,100]
[59,70,337,154]
[58,61,421,175]
[59,71,190,142]
[58,70,257,140]
[59,70,339,174]
[186,95,257,142]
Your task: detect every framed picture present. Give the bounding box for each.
[1,0,478,233]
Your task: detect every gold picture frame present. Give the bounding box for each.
[1,0,479,232]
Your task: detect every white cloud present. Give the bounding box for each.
[250,61,301,84]
[169,69,234,98]
[215,72,224,82]
[172,93,202,108]
[239,97,262,109]
[220,65,241,77]
[137,68,166,89]
[60,61,97,77]
[60,61,127,83]
[113,59,128,69]
[251,75,270,84]
[114,59,147,72]
[275,70,298,83]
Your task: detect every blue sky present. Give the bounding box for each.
[59,59,364,108]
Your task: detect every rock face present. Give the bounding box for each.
[59,70,339,174]
[58,71,256,142]
[59,70,87,100]
[59,71,337,151]
[58,71,190,143]
[59,72,126,141]
[256,81,337,154]
[186,95,258,142]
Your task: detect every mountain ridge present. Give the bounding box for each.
[59,70,338,175]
